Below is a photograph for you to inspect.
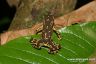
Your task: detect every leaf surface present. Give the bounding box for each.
[0,22,96,64]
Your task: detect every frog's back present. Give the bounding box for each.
[42,12,54,39]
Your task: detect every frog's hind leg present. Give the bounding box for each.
[48,40,61,54]
[31,39,43,49]
[30,38,42,49]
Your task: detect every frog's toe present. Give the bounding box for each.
[31,39,37,43]
[57,44,61,50]
[33,44,41,49]
[32,44,37,48]
[48,47,59,54]
[48,49,58,54]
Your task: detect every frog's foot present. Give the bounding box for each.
[48,43,61,54]
[30,38,42,49]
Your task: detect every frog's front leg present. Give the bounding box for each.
[53,27,62,40]
[36,26,43,35]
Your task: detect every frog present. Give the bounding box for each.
[30,12,62,54]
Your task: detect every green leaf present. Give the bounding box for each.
[0,22,96,64]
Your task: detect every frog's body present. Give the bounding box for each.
[30,12,61,53]
[42,13,54,40]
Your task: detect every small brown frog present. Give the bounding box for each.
[30,12,62,53]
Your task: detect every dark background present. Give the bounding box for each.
[0,0,92,33]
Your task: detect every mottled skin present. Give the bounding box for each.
[30,12,61,53]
